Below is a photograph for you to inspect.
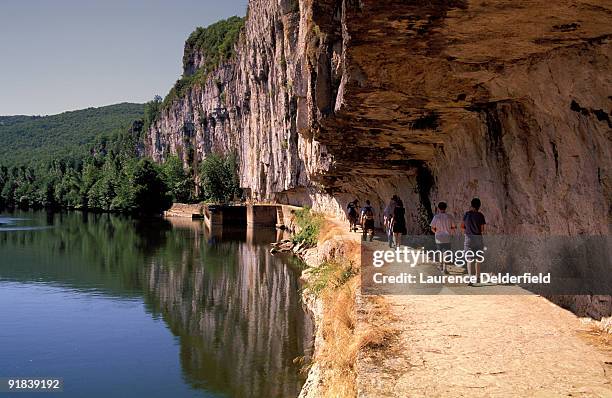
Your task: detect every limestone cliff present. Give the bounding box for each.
[145,0,611,314]
[145,0,331,202]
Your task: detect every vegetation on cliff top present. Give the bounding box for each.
[184,16,245,73]
[161,16,245,109]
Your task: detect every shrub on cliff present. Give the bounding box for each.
[143,96,162,131]
[198,153,240,203]
[305,259,357,297]
[292,207,324,247]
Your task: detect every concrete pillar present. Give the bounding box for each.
[204,205,224,228]
[247,205,279,227]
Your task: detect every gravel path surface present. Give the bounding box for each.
[346,229,612,397]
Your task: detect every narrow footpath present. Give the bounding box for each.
[329,219,612,397]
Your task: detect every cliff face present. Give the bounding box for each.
[145,1,611,311]
[146,0,331,202]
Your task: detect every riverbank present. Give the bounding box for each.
[296,218,395,397]
[297,218,360,397]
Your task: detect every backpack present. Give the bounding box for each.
[363,206,374,220]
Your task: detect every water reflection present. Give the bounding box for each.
[148,220,312,397]
[0,211,313,398]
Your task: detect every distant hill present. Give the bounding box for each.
[0,103,144,166]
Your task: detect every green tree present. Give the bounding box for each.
[161,156,193,203]
[87,157,119,211]
[198,153,240,203]
[56,169,82,208]
[111,159,138,212]
[131,159,173,214]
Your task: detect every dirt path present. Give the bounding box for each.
[336,226,612,397]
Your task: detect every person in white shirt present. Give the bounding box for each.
[430,202,456,273]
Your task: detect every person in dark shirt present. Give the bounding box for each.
[391,199,407,248]
[346,199,359,232]
[461,198,486,282]
[383,195,398,247]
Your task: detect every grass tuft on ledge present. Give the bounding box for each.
[292,207,324,247]
[305,259,358,297]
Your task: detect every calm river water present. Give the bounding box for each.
[0,211,313,397]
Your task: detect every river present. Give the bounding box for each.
[0,211,313,398]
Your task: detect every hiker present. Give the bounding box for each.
[346,199,359,232]
[430,201,456,273]
[391,199,407,248]
[360,200,375,241]
[461,198,486,283]
[383,195,398,247]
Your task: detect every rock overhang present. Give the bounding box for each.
[308,0,611,182]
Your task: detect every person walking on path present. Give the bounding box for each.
[347,199,359,232]
[430,201,456,273]
[391,199,407,248]
[461,198,486,282]
[383,195,398,247]
[361,200,376,242]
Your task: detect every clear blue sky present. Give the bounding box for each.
[0,0,248,116]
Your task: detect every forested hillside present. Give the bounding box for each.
[0,119,174,214]
[0,102,179,214]
[0,99,238,214]
[0,103,144,166]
